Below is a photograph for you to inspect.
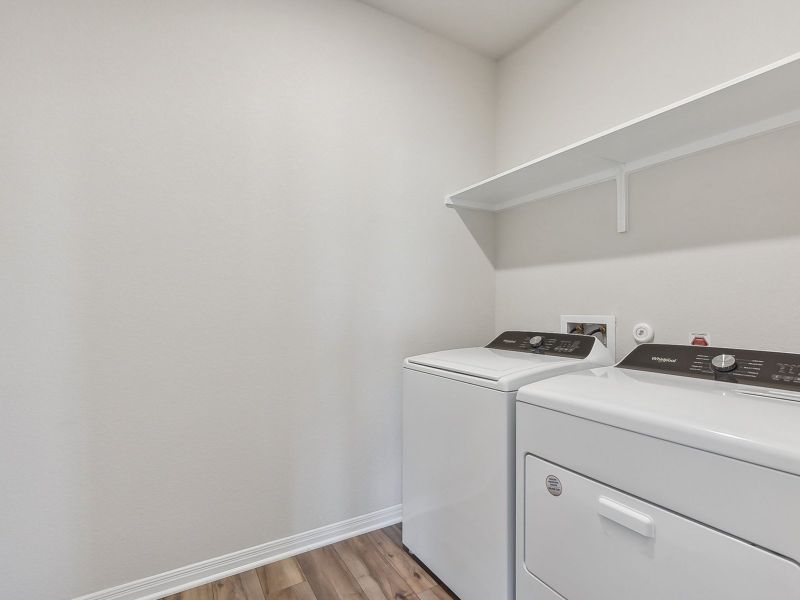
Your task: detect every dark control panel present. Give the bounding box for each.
[618,343,800,391]
[485,331,595,359]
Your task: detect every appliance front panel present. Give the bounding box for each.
[515,402,800,565]
[522,455,800,599]
[402,369,514,600]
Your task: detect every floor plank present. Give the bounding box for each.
[366,530,435,595]
[213,571,266,600]
[257,557,305,596]
[270,581,318,600]
[161,583,216,600]
[296,545,368,600]
[417,587,454,600]
[333,534,416,600]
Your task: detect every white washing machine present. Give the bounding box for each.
[515,343,800,600]
[402,331,612,600]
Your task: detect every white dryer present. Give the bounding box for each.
[403,331,611,600]
[515,343,800,600]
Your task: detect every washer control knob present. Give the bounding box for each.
[529,335,544,348]
[711,354,737,372]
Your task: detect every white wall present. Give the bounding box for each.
[496,0,800,170]
[7,1,800,597]
[494,0,800,357]
[0,1,496,598]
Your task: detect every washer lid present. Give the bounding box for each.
[404,332,608,392]
[407,347,568,381]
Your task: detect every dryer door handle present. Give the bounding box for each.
[598,496,655,538]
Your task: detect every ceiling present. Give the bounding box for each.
[357,0,579,59]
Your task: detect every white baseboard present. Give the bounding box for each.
[74,504,402,600]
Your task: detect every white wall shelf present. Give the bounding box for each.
[446,52,800,233]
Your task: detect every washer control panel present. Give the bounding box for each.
[486,331,595,358]
[618,343,800,391]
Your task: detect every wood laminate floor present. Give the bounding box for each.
[160,524,457,600]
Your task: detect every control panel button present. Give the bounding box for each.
[711,354,737,372]
[530,335,544,348]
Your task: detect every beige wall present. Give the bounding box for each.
[494,0,800,358]
[0,1,496,598]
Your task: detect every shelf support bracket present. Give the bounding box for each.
[616,167,629,233]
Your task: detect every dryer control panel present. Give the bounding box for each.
[619,343,800,391]
[486,331,595,358]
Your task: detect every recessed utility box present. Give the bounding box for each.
[561,314,616,359]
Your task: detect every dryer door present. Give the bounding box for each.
[522,455,800,599]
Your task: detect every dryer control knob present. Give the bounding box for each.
[711,354,737,372]
[530,335,544,348]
